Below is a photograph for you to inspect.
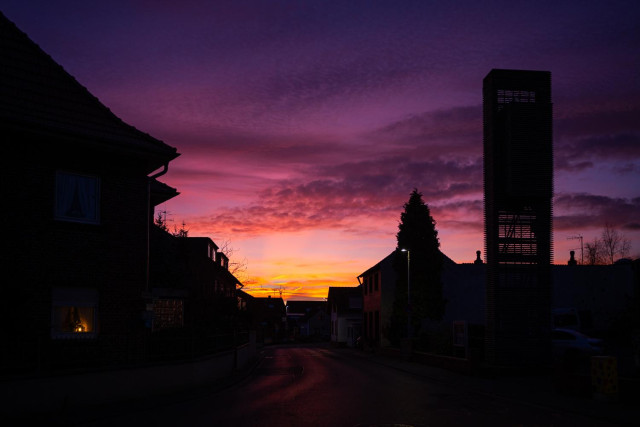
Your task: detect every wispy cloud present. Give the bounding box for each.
[554,193,640,231]
[8,0,639,298]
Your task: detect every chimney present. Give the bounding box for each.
[474,250,483,265]
[568,250,577,266]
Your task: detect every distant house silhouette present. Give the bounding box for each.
[286,300,329,341]
[245,296,286,344]
[150,233,243,342]
[327,286,362,347]
[1,12,179,372]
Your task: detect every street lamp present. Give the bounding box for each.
[401,248,411,338]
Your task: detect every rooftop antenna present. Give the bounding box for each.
[567,235,583,264]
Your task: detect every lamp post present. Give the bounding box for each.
[401,248,411,338]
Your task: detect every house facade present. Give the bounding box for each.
[150,233,243,353]
[1,12,179,373]
[327,286,362,347]
[358,252,397,347]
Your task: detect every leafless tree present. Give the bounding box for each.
[218,239,248,282]
[601,223,631,264]
[584,238,605,265]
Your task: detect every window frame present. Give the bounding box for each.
[54,171,101,224]
[51,287,99,339]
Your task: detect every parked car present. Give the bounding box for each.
[552,328,604,368]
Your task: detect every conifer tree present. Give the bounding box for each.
[390,189,445,342]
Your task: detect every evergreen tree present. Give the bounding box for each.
[155,211,168,231]
[390,189,445,343]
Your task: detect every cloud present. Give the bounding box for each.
[554,193,640,231]
[554,100,640,173]
[556,132,640,172]
[369,106,482,155]
[182,151,484,240]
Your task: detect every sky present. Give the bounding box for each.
[3,1,639,300]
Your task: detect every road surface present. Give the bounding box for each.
[80,343,620,426]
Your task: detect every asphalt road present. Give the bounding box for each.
[80,343,622,426]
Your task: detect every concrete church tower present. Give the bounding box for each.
[483,69,553,367]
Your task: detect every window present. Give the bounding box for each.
[374,311,380,340]
[55,171,100,224]
[153,298,184,331]
[51,288,98,339]
[497,89,536,104]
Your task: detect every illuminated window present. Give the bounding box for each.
[55,171,100,224]
[51,288,98,339]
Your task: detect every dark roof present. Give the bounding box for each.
[358,251,395,278]
[249,297,286,316]
[0,12,179,172]
[287,300,326,315]
[327,286,361,313]
[358,250,457,278]
[237,289,254,301]
[185,237,219,252]
[150,178,180,206]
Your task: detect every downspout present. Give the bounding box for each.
[147,163,169,293]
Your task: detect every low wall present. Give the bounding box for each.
[411,351,473,374]
[378,346,474,375]
[1,341,257,416]
[236,339,257,369]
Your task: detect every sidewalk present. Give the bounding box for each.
[344,347,640,426]
[1,350,262,426]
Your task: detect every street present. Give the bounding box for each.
[79,343,623,426]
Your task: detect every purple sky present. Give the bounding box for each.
[4,1,639,299]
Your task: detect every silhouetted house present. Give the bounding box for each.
[358,252,396,347]
[237,289,254,332]
[553,259,638,336]
[439,261,485,322]
[407,250,635,370]
[286,301,329,341]
[359,250,466,348]
[1,12,179,372]
[327,286,362,347]
[150,233,242,340]
[246,296,286,344]
[422,253,487,360]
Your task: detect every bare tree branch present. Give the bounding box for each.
[584,238,605,265]
[601,223,632,264]
[218,239,248,282]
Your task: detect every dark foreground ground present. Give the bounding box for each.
[27,342,633,426]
